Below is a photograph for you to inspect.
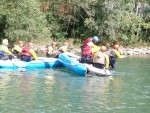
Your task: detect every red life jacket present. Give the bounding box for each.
[21,46,32,56]
[83,38,91,47]
[82,45,92,58]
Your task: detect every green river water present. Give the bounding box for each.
[0,57,150,113]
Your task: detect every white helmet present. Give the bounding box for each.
[2,39,8,46]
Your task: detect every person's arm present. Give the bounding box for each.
[30,49,38,60]
[93,52,97,63]
[92,47,99,55]
[92,45,100,58]
[115,50,125,58]
[105,55,109,69]
[2,46,16,57]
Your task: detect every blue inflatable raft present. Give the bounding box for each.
[0,58,63,69]
[58,53,87,76]
[64,52,113,76]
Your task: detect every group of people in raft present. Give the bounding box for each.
[79,36,125,71]
[0,36,125,71]
[0,39,69,62]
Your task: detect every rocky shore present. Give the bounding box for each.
[68,47,150,56]
[118,47,150,56]
[36,46,150,57]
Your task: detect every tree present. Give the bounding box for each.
[0,0,51,43]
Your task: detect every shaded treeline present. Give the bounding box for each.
[0,0,149,46]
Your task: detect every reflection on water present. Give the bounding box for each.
[0,57,150,113]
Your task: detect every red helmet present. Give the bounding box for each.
[28,42,33,47]
[113,44,119,50]
[51,41,56,45]
[18,40,23,45]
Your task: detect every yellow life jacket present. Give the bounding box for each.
[0,44,13,55]
[12,45,22,53]
[59,45,68,53]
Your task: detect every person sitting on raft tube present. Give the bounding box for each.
[59,42,69,53]
[109,44,125,71]
[46,41,58,58]
[0,39,16,60]
[80,36,100,64]
[12,40,23,58]
[93,46,109,70]
[20,42,38,62]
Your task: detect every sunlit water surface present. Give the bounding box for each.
[0,57,150,113]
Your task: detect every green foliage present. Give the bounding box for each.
[1,0,52,43]
[0,0,149,46]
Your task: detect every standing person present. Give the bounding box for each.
[20,42,38,62]
[80,36,100,64]
[93,46,109,70]
[91,36,101,58]
[80,38,93,64]
[82,36,100,51]
[109,44,125,71]
[84,36,100,56]
[46,41,58,58]
[0,39,16,60]
[59,42,68,53]
[12,40,24,58]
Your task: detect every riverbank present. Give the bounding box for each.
[71,47,150,56]
[116,47,150,56]
[35,46,150,57]
[33,38,150,57]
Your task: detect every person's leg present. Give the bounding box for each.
[0,55,9,60]
[93,63,104,69]
[8,55,13,60]
[21,56,31,62]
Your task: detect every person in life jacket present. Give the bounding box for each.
[20,42,38,62]
[93,46,109,69]
[59,42,68,53]
[91,36,101,58]
[80,38,93,64]
[12,40,23,58]
[46,41,59,58]
[0,39,16,60]
[82,36,100,58]
[109,44,125,71]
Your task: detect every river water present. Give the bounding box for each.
[0,57,150,113]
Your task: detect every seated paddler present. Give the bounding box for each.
[20,42,38,62]
[93,46,109,70]
[46,41,59,58]
[12,40,23,58]
[58,42,69,53]
[0,39,16,60]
